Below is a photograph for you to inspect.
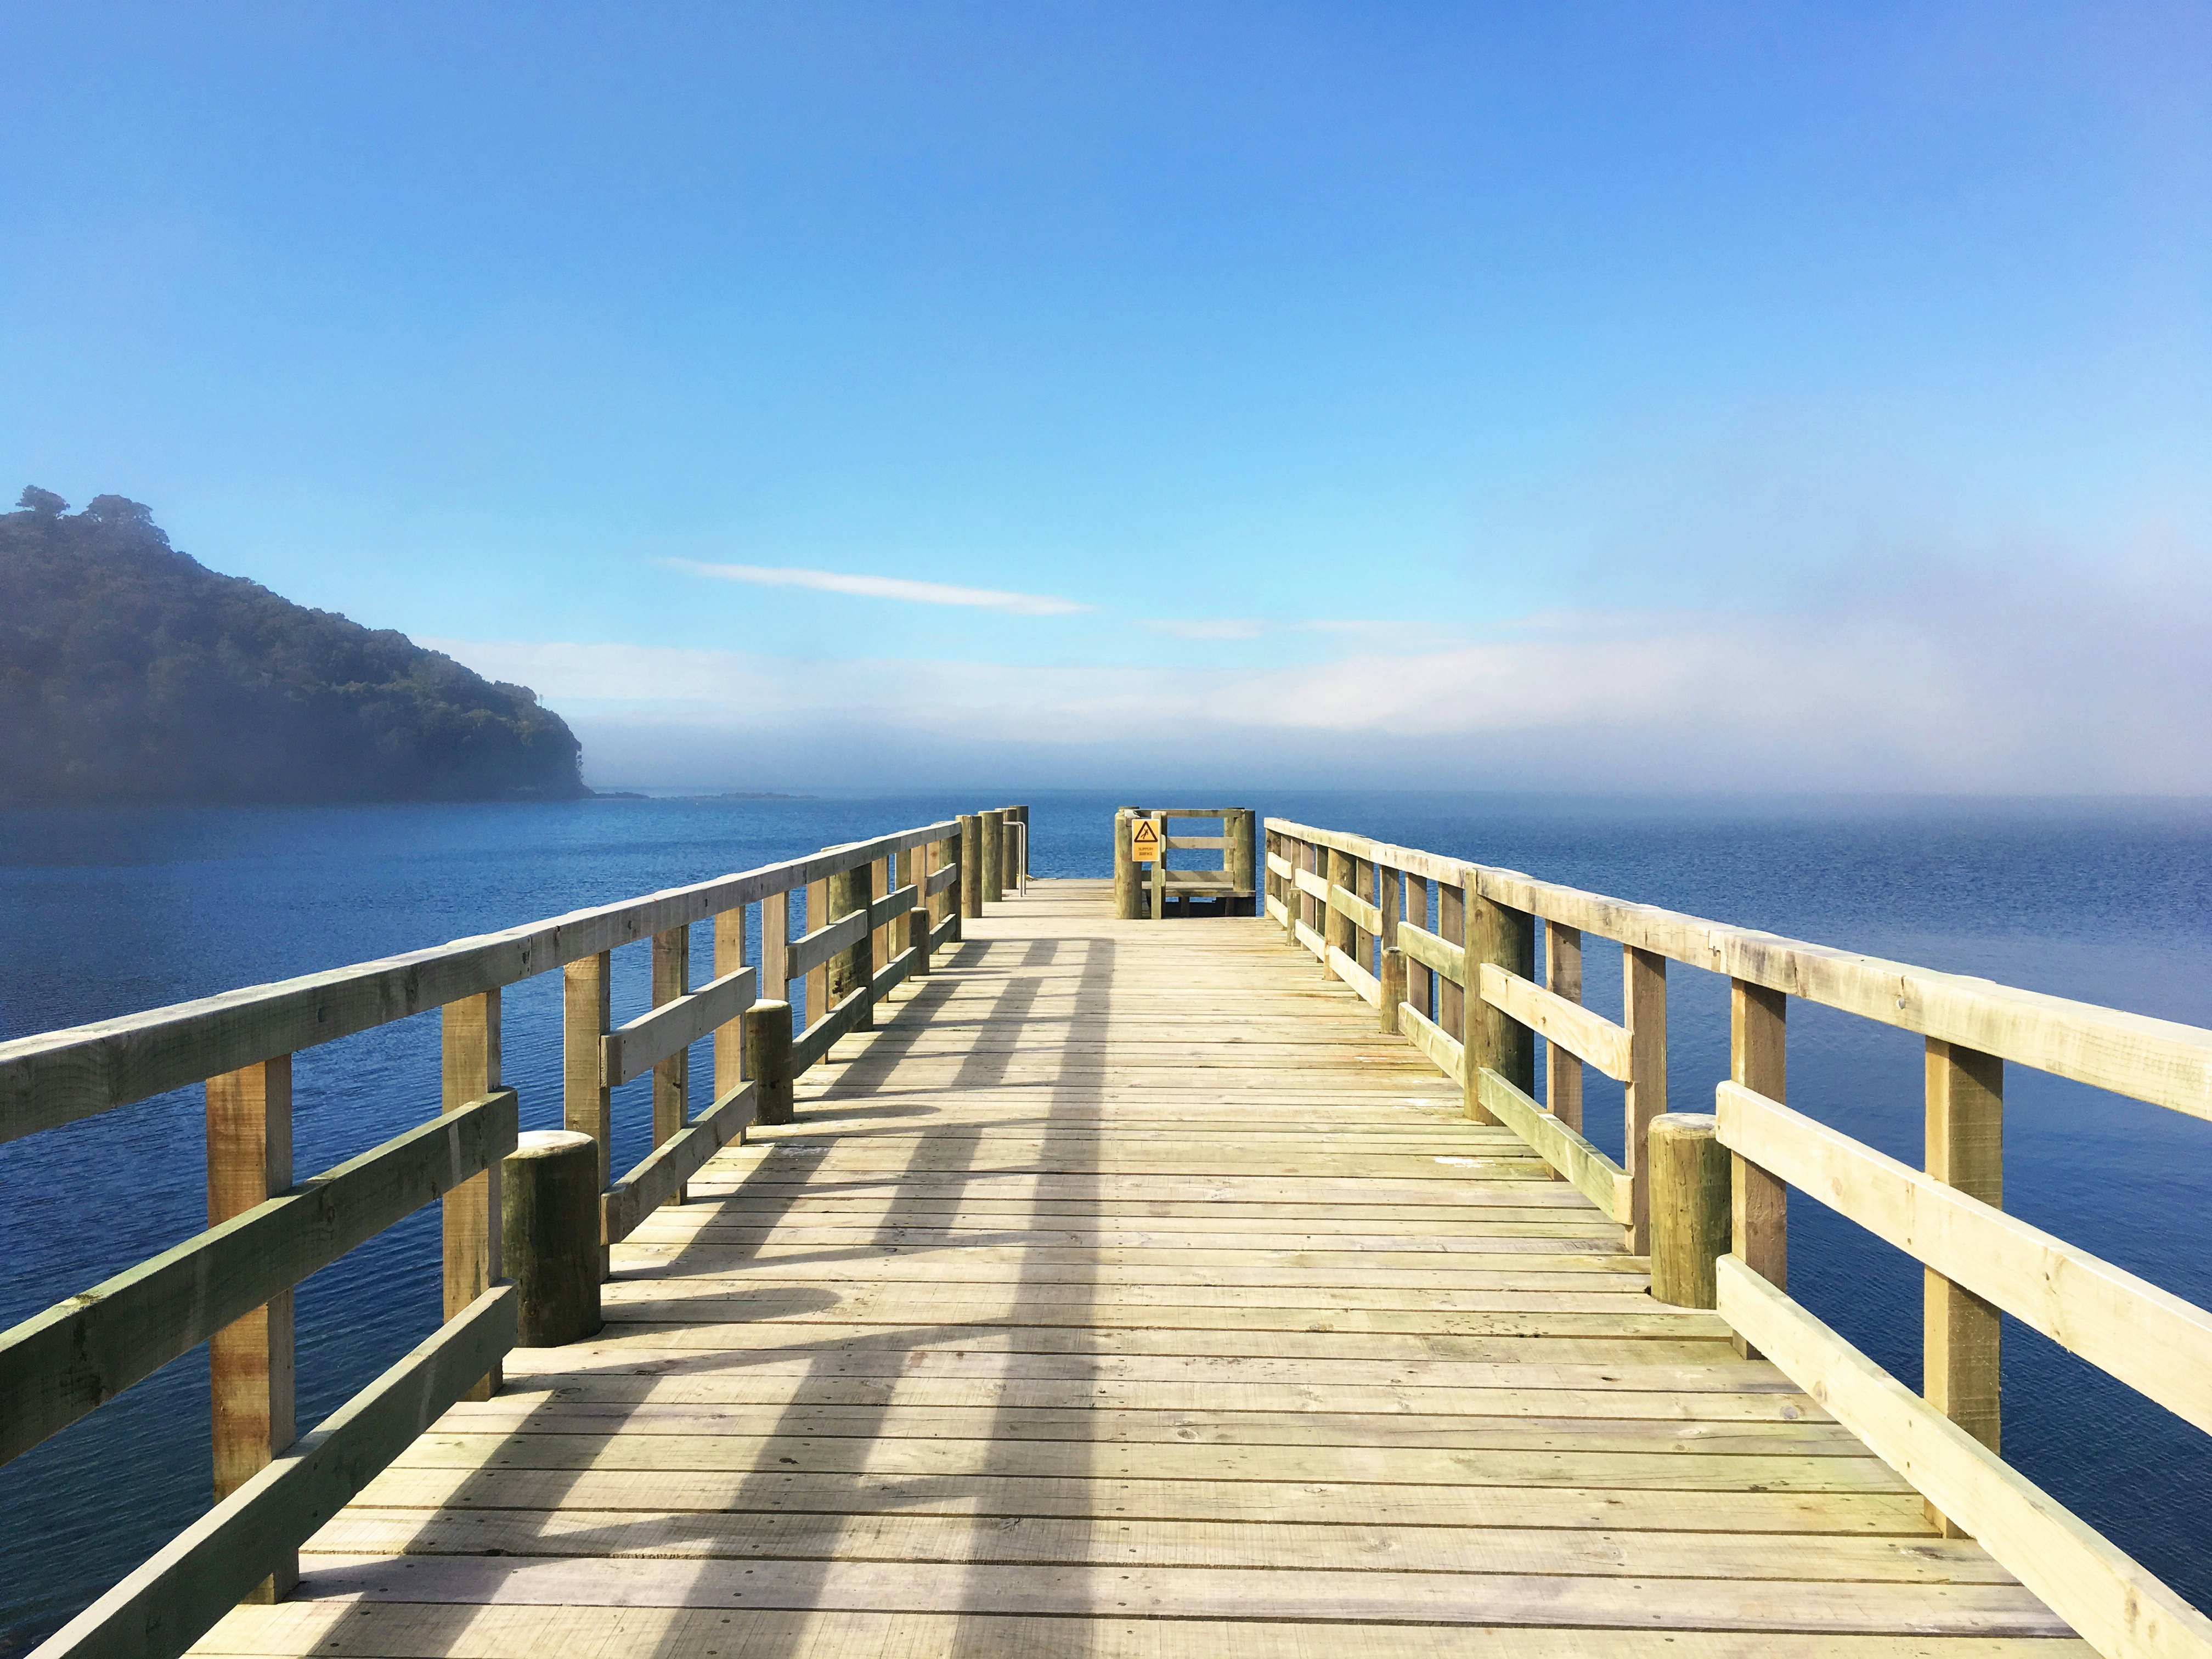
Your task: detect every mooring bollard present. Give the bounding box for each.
[1647,1111,1730,1308]
[745,998,795,1126]
[1379,945,1406,1035]
[502,1129,602,1346]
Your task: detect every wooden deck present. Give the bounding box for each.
[194,878,2083,1658]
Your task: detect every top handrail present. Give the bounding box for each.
[0,819,959,1144]
[1266,815,2212,1121]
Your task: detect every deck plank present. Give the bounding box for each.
[192,877,2078,1654]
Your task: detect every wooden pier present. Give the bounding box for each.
[7,806,2212,1658]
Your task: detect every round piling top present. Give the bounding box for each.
[750,997,793,1016]
[511,1128,595,1160]
[1649,1111,1717,1138]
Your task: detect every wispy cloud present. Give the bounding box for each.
[661,557,1088,616]
[1141,618,1267,641]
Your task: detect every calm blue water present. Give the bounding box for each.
[2,790,2209,1642]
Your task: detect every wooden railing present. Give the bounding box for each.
[1266,815,2212,1659]
[0,806,1023,1659]
[1113,805,1257,918]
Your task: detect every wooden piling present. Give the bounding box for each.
[1648,1113,1729,1308]
[907,906,930,975]
[501,1130,602,1347]
[1379,946,1407,1035]
[744,1000,795,1126]
[982,810,1005,904]
[1227,808,1255,909]
[1114,812,1138,919]
[958,814,983,919]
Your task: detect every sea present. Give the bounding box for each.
[3,789,2209,1644]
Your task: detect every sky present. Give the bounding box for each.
[3,2,2207,791]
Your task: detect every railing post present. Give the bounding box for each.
[941,832,963,943]
[959,813,983,919]
[562,951,612,1279]
[828,857,873,1030]
[715,900,747,1098]
[206,1054,296,1603]
[1403,872,1430,1021]
[763,888,791,1009]
[804,873,830,1026]
[1623,946,1668,1254]
[745,1001,795,1125]
[1148,813,1165,920]
[1114,811,1140,920]
[1925,1039,2003,1535]
[1227,809,1255,912]
[651,927,690,1204]
[1012,804,1031,884]
[1647,1113,1728,1307]
[502,1130,603,1347]
[1729,979,1788,1359]
[1325,847,1354,973]
[1466,881,1534,1127]
[1544,921,1584,1133]
[1438,878,1465,1042]
[982,810,1005,904]
[440,989,502,1402]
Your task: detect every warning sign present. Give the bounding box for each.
[1129,819,1161,861]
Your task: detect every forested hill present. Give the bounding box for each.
[0,489,589,806]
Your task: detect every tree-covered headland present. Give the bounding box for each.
[1,489,588,805]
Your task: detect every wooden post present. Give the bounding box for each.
[943,833,963,943]
[441,989,501,1401]
[804,874,830,1028]
[1227,809,1255,910]
[651,926,690,1205]
[745,1001,795,1125]
[958,814,983,919]
[1379,947,1406,1035]
[1467,884,1534,1126]
[827,859,873,1030]
[562,951,612,1279]
[1148,814,1164,921]
[763,887,790,1006]
[1729,979,1788,1359]
[501,1130,602,1347]
[1437,881,1465,1048]
[1403,873,1431,1021]
[981,810,1005,904]
[907,906,930,976]
[1325,848,1354,970]
[1623,947,1667,1254]
[1114,812,1139,920]
[1647,1113,1729,1308]
[1544,921,1584,1133]
[716,905,748,1085]
[206,1056,296,1602]
[1925,1039,2003,1534]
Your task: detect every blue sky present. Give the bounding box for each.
[4,3,2207,788]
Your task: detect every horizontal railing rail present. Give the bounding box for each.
[1265,812,2212,1659]
[4,805,1025,1659]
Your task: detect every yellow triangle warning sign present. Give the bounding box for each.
[1129,818,1161,860]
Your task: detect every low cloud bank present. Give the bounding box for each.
[422,580,2212,794]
